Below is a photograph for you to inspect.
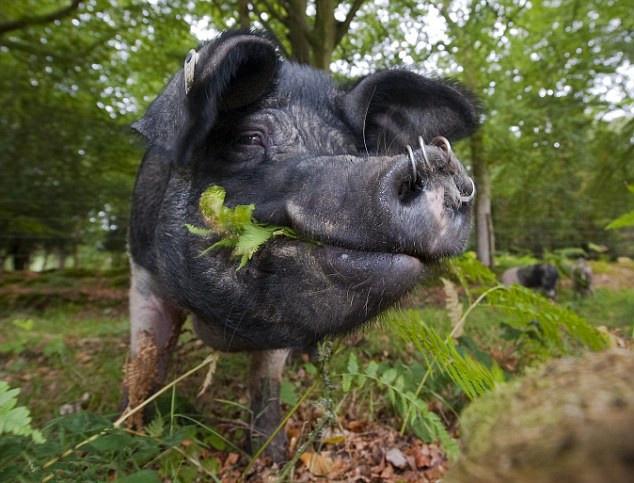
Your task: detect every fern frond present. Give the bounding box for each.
[487,285,609,352]
[340,353,460,460]
[387,309,503,400]
[0,381,45,443]
[449,252,498,287]
[606,211,634,230]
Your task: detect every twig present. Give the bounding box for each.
[450,285,507,339]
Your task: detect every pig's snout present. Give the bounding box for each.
[397,137,475,208]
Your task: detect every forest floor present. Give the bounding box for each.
[0,259,632,481]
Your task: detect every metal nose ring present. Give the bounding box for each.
[430,136,452,156]
[460,177,476,203]
[406,144,417,185]
[417,136,431,171]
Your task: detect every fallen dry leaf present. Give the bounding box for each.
[223,452,239,468]
[321,428,346,445]
[414,447,432,468]
[380,464,394,479]
[300,451,335,477]
[346,419,367,432]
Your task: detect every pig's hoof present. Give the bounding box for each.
[251,432,288,464]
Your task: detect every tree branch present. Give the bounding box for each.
[250,2,292,58]
[437,0,457,30]
[254,0,290,29]
[334,0,365,47]
[0,0,82,35]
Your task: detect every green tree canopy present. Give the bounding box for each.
[1,0,631,269]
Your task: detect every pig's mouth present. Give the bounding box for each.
[263,236,435,293]
[254,237,427,319]
[318,243,425,284]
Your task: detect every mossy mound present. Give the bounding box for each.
[448,349,634,483]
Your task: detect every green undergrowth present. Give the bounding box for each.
[0,307,129,425]
[0,254,628,480]
[568,288,634,332]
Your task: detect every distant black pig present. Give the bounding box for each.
[501,263,559,299]
[125,30,478,461]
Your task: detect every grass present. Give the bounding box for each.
[0,307,129,424]
[0,260,632,481]
[567,288,634,332]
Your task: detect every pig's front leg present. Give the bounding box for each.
[123,262,186,428]
[249,348,290,463]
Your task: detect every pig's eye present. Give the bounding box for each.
[236,133,263,146]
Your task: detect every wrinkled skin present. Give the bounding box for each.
[125,30,478,461]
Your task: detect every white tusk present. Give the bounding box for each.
[460,177,476,203]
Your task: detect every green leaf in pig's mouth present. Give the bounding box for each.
[185,185,298,270]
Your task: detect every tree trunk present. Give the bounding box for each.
[285,0,311,65]
[10,242,30,271]
[312,0,336,70]
[238,0,250,29]
[58,249,68,269]
[471,131,495,268]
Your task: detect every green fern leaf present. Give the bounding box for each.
[146,416,164,438]
[0,381,44,443]
[347,352,359,374]
[199,185,226,220]
[380,368,397,386]
[365,361,378,379]
[606,211,634,230]
[488,286,609,352]
[388,309,502,400]
[342,374,352,392]
[184,224,213,236]
[188,186,299,270]
[233,224,276,260]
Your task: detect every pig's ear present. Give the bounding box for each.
[132,32,279,159]
[339,70,478,154]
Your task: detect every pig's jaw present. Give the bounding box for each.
[259,237,428,313]
[316,244,425,291]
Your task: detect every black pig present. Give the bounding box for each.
[501,263,559,299]
[125,30,478,461]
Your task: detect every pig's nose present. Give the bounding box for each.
[396,137,475,204]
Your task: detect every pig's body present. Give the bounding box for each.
[501,263,559,299]
[572,258,594,296]
[125,30,478,461]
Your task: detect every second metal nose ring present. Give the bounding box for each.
[460,177,476,203]
[406,145,417,185]
[430,136,452,156]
